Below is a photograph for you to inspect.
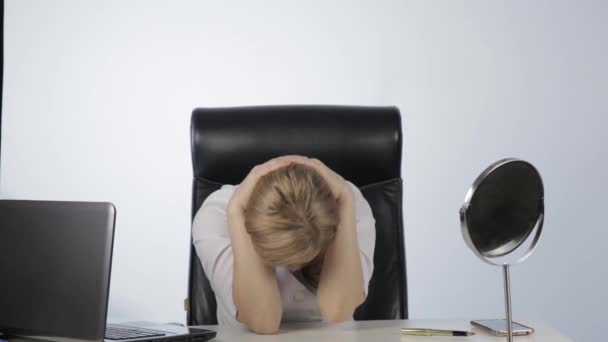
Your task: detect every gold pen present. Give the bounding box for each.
[401,328,475,337]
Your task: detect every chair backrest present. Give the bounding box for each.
[188,105,406,325]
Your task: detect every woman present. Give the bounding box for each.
[192,155,376,334]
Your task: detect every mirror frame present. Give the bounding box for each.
[460,158,545,266]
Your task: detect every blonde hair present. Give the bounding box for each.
[244,163,339,269]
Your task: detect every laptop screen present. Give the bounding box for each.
[0,200,115,341]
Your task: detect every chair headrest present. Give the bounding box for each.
[191,105,402,186]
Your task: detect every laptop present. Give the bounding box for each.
[0,200,216,342]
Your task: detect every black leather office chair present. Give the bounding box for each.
[188,105,406,325]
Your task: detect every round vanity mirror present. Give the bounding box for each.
[460,158,544,341]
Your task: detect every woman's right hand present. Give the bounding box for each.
[227,157,293,226]
[227,157,290,334]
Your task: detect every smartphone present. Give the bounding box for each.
[471,319,534,336]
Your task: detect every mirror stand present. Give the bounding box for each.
[502,264,513,342]
[460,158,544,342]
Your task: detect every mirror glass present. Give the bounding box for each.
[462,159,544,260]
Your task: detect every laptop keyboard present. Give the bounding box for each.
[105,324,166,340]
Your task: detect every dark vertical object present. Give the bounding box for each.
[0,0,4,174]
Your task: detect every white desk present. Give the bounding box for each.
[196,319,572,341]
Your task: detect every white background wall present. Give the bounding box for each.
[2,1,606,340]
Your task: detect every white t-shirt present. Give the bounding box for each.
[192,181,376,326]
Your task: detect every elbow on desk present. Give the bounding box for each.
[319,294,365,323]
[239,311,282,335]
[248,321,281,335]
[323,310,351,323]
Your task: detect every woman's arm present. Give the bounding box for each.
[316,185,366,321]
[228,214,282,334]
[227,158,291,334]
[275,156,366,322]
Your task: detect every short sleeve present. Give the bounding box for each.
[347,181,376,297]
[191,186,243,327]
